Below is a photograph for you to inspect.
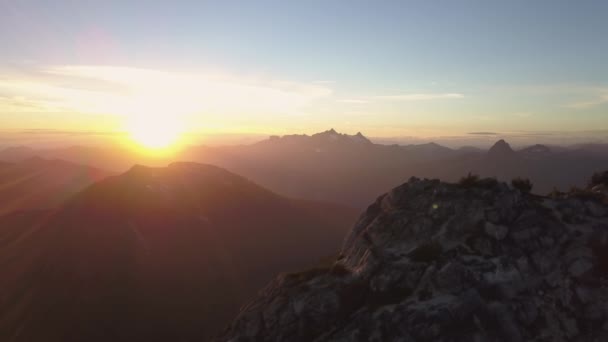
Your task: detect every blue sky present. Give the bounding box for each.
[0,0,607,142]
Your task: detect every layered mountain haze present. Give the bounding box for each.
[0,145,168,171]
[2,130,608,208]
[519,144,553,158]
[0,158,111,215]
[182,130,608,206]
[0,163,357,341]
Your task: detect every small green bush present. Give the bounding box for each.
[511,177,533,193]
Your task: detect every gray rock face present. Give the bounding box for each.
[218,177,608,342]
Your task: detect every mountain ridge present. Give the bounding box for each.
[218,173,608,341]
[1,162,358,342]
[2,130,608,207]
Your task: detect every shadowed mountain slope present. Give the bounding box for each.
[0,158,111,216]
[0,163,357,342]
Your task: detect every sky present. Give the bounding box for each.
[0,0,607,146]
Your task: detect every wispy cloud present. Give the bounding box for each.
[371,93,464,101]
[565,89,608,109]
[0,65,334,117]
[19,129,125,136]
[336,93,464,105]
[468,132,498,135]
[337,99,370,104]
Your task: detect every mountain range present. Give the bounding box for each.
[2,130,606,208]
[171,130,608,207]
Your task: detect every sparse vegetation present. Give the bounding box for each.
[459,172,480,187]
[569,187,605,203]
[511,177,533,193]
[590,171,608,187]
[548,187,565,199]
[459,173,498,189]
[477,177,499,189]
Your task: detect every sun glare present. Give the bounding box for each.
[127,113,184,150]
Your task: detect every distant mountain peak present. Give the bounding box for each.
[492,139,510,147]
[309,129,372,144]
[351,132,372,144]
[262,129,373,146]
[487,139,515,158]
[312,129,340,138]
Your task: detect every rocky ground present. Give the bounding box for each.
[218,175,608,342]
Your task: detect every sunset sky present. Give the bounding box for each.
[0,0,607,145]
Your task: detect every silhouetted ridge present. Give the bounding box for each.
[2,162,357,342]
[0,157,110,215]
[311,128,372,144]
[263,129,373,146]
[487,139,515,157]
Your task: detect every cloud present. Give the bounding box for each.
[20,129,125,136]
[371,93,464,101]
[335,93,464,105]
[565,89,608,109]
[337,99,370,104]
[0,65,334,117]
[468,132,498,135]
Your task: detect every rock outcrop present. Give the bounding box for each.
[218,176,608,342]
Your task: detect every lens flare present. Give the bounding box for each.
[127,113,184,149]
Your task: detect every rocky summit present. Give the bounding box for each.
[218,176,608,342]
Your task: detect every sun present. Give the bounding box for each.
[127,113,184,150]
